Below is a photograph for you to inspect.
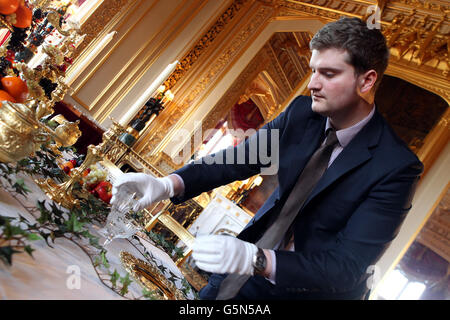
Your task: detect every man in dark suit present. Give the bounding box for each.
[111,18,423,300]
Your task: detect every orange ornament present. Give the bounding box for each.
[12,4,32,28]
[63,161,75,170]
[1,76,28,102]
[0,0,19,15]
[0,89,16,107]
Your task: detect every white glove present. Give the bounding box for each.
[192,234,258,276]
[111,173,174,211]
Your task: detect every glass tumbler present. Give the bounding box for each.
[98,191,142,246]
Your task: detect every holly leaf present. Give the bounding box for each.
[65,213,85,233]
[158,264,167,274]
[27,233,42,241]
[110,269,120,288]
[93,256,101,268]
[49,202,65,219]
[0,246,21,265]
[81,230,101,249]
[142,288,158,300]
[173,247,185,260]
[3,224,26,238]
[38,231,54,248]
[12,178,31,196]
[24,245,35,257]
[119,273,132,296]
[36,200,52,224]
[100,250,110,268]
[181,278,191,294]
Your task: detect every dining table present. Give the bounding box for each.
[0,172,196,300]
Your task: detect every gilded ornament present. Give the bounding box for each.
[119,251,186,300]
[52,119,82,147]
[0,101,40,163]
[35,143,104,208]
[163,0,251,90]
[46,9,72,37]
[73,0,131,60]
[142,5,274,156]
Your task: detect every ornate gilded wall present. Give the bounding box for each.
[111,0,448,172]
[70,1,448,170]
[66,0,449,294]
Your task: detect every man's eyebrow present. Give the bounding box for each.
[309,66,342,72]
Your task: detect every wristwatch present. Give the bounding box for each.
[252,247,267,275]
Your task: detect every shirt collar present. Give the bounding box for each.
[325,105,376,148]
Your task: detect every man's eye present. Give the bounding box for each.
[324,72,334,78]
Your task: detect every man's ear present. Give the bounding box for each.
[359,70,378,94]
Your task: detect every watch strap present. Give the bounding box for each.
[252,247,267,275]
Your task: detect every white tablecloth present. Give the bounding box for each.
[0,174,191,300]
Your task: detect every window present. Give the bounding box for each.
[195,121,238,160]
[376,268,427,300]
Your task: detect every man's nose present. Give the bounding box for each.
[307,72,321,91]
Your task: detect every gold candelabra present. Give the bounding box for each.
[35,144,103,208]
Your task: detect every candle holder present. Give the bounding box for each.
[35,143,103,208]
[15,5,71,64]
[119,86,174,147]
[119,251,186,300]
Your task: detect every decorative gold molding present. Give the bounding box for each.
[416,107,450,177]
[181,50,269,162]
[146,6,273,157]
[385,11,449,76]
[163,0,252,91]
[277,1,449,77]
[123,0,449,174]
[386,60,449,103]
[72,0,134,61]
[131,0,254,153]
[391,0,449,13]
[138,2,275,158]
[279,0,366,20]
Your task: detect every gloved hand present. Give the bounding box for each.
[192,234,258,276]
[111,173,174,211]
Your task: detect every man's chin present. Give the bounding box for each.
[311,101,328,115]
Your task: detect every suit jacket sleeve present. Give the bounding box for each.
[170,96,304,204]
[274,159,423,293]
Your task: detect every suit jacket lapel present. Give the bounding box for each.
[302,110,384,208]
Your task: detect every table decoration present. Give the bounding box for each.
[0,1,199,300]
[120,250,186,300]
[0,157,197,299]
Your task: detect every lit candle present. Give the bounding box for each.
[157,85,166,93]
[253,176,263,186]
[162,90,174,104]
[65,31,117,85]
[119,60,179,126]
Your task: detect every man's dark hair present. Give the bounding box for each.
[309,17,389,90]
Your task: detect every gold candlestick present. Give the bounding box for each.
[35,144,103,208]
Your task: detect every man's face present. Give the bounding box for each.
[307,48,361,126]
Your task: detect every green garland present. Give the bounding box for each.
[0,146,196,299]
[144,230,185,261]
